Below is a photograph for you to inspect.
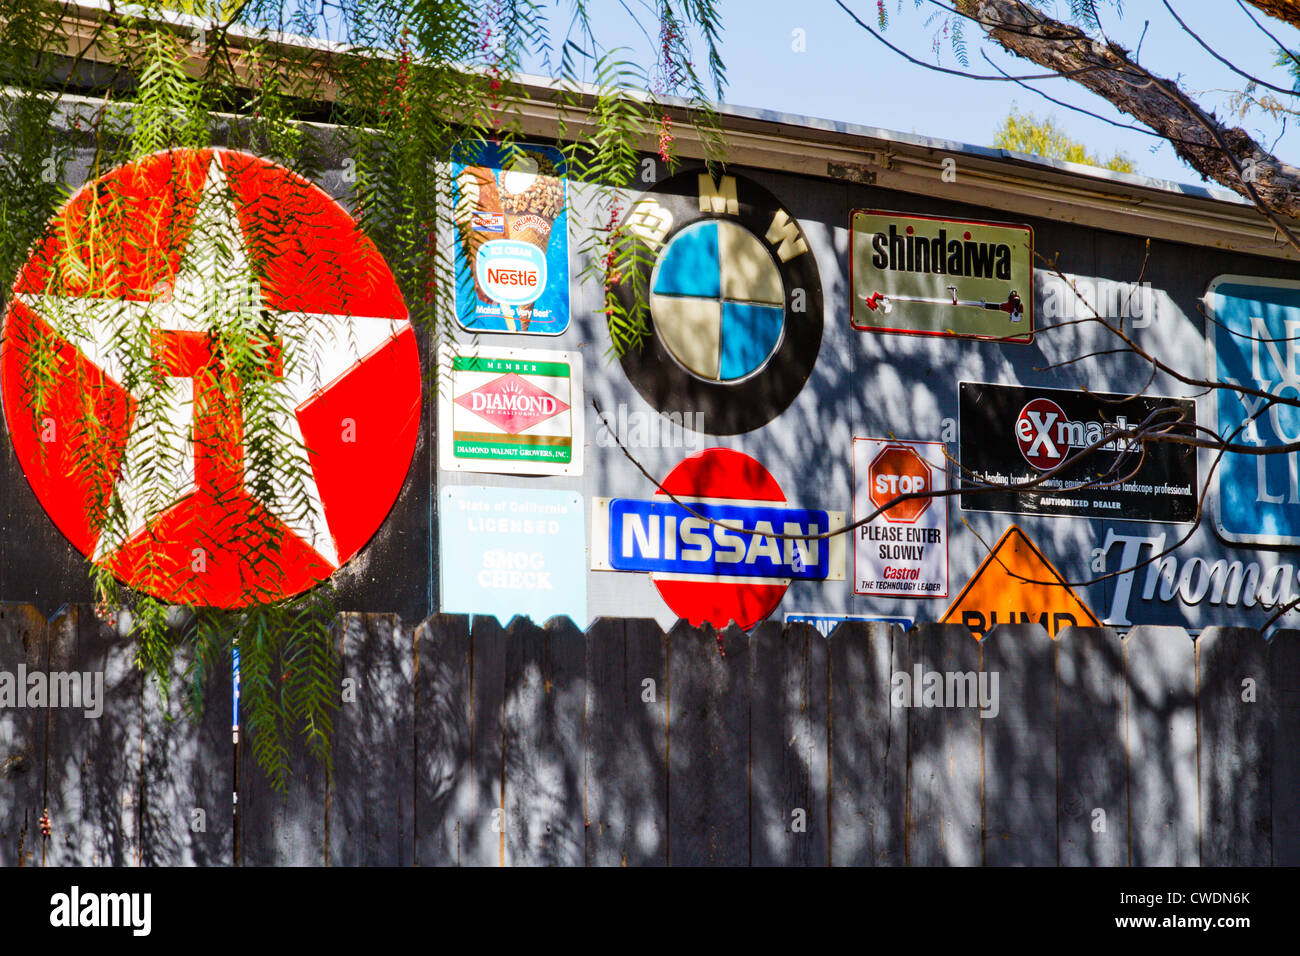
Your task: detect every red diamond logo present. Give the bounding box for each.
[454,372,570,433]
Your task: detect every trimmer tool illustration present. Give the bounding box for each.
[859,286,1024,322]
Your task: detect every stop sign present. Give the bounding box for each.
[868,444,932,523]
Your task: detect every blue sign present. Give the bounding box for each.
[439,486,586,624]
[1209,275,1300,544]
[605,498,832,579]
[784,613,914,637]
[451,141,569,335]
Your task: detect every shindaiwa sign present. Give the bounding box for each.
[850,210,1033,342]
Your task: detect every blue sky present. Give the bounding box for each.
[521,0,1300,188]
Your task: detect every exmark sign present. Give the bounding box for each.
[852,437,948,598]
[1207,275,1300,545]
[591,448,844,630]
[959,382,1198,523]
[438,344,583,476]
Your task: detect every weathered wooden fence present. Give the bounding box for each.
[1,603,1296,865]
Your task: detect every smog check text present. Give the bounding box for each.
[463,500,565,592]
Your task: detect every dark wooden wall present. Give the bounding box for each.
[1,605,1294,865]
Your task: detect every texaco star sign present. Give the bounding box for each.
[0,149,421,606]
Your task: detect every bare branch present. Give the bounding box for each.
[965,0,1300,244]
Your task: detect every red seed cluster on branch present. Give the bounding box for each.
[657,114,675,165]
[479,2,505,124]
[601,199,625,298]
[655,17,687,96]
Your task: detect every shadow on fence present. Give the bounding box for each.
[1,604,1296,866]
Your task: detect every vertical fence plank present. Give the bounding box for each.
[981,623,1056,866]
[43,605,140,866]
[238,621,329,866]
[465,615,508,866]
[1270,629,1300,866]
[750,621,828,866]
[828,621,905,866]
[0,604,48,866]
[668,622,750,866]
[1197,627,1272,866]
[1125,626,1197,866]
[503,616,586,866]
[906,624,982,866]
[329,613,413,865]
[239,730,327,865]
[584,617,667,866]
[139,629,233,865]
[414,614,471,866]
[1056,626,1127,866]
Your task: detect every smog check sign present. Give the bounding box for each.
[591,448,844,630]
[852,437,948,598]
[438,344,583,476]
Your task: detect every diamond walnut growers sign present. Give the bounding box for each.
[851,210,1033,341]
[438,344,584,476]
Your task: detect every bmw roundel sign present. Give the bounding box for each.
[607,170,823,435]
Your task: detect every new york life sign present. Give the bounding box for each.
[1209,275,1300,545]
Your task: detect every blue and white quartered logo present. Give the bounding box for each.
[1209,275,1300,544]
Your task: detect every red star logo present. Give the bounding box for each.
[1,149,422,606]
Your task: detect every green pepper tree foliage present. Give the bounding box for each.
[993,107,1135,173]
[0,0,727,790]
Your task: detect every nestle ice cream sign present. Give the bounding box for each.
[451,141,569,333]
[476,239,547,306]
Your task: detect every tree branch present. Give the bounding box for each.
[1244,0,1300,31]
[972,0,1300,230]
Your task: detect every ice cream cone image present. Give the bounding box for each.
[500,161,563,330]
[455,165,502,303]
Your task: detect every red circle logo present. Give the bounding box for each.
[0,149,421,606]
[1015,397,1067,471]
[651,448,792,630]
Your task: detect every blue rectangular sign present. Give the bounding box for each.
[784,612,913,637]
[607,498,832,579]
[451,141,569,335]
[1210,275,1300,545]
[440,485,586,624]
